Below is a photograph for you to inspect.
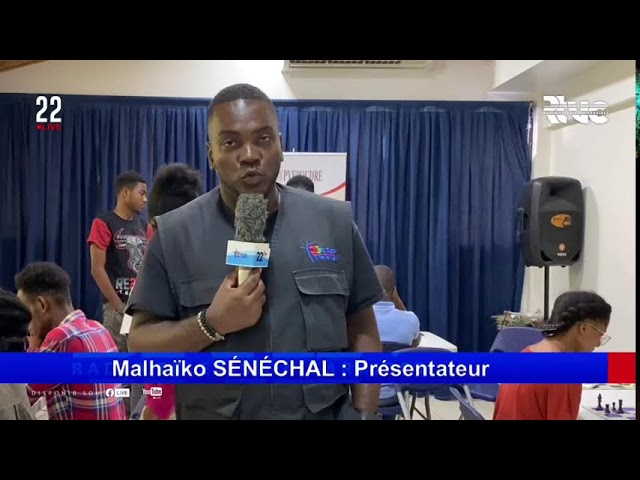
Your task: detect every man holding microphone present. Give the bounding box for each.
[126,83,384,420]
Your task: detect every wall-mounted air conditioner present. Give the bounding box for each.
[284,60,432,70]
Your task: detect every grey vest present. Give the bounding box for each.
[157,185,356,420]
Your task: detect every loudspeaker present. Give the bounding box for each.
[518,176,584,267]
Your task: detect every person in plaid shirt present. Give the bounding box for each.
[15,261,127,420]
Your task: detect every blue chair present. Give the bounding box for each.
[378,342,412,419]
[467,327,543,404]
[470,328,543,404]
[449,387,485,420]
[490,327,544,353]
[469,383,500,402]
[393,347,473,420]
[378,399,405,420]
[396,382,469,420]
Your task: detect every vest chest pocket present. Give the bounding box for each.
[177,276,244,418]
[293,269,350,351]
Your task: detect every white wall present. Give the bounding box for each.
[520,60,636,352]
[0,60,496,101]
[493,60,542,89]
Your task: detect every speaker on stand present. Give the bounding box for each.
[518,176,585,320]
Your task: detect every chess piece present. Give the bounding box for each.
[617,400,623,413]
[596,394,603,410]
[604,404,610,414]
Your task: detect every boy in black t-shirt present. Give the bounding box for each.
[87,171,151,352]
[88,171,150,417]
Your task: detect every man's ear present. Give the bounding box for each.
[279,133,284,161]
[36,296,49,314]
[206,141,215,171]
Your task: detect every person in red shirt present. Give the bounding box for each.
[134,163,203,420]
[493,290,612,420]
[87,171,151,416]
[87,171,151,351]
[15,261,127,420]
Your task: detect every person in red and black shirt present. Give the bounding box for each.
[87,171,151,352]
[87,171,150,416]
[16,261,127,420]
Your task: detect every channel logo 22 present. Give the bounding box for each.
[35,95,62,131]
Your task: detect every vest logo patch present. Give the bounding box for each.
[303,242,338,263]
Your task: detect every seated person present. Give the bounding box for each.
[493,290,612,420]
[373,265,420,408]
[286,174,315,193]
[138,163,203,420]
[27,320,44,352]
[16,261,127,420]
[0,289,37,420]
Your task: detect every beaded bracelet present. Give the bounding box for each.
[197,310,225,343]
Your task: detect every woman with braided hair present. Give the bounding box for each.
[493,291,612,420]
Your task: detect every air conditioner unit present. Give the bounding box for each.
[284,60,431,69]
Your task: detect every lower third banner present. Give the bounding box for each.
[0,352,634,384]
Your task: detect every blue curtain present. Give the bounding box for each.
[0,95,212,320]
[0,94,531,352]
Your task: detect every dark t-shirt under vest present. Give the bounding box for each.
[87,211,150,303]
[126,186,385,420]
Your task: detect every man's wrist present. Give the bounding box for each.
[204,309,224,334]
[197,310,225,343]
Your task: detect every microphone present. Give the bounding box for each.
[226,193,269,285]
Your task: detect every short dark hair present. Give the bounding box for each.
[543,291,612,337]
[115,171,146,194]
[14,261,72,306]
[0,288,31,345]
[148,163,204,218]
[207,83,275,120]
[286,175,315,193]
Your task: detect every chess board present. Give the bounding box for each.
[583,383,635,390]
[585,406,636,420]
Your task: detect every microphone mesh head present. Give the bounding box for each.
[235,194,268,242]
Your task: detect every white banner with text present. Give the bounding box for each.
[278,152,347,200]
